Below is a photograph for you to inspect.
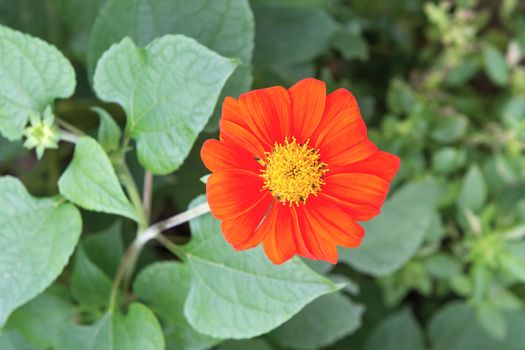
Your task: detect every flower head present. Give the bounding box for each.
[23,106,59,159]
[201,78,400,264]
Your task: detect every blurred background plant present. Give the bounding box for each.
[1,0,525,349]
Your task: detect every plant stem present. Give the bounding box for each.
[137,202,210,245]
[142,171,153,222]
[156,234,188,259]
[57,118,85,136]
[107,202,210,311]
[117,160,147,229]
[60,130,80,144]
[108,238,144,313]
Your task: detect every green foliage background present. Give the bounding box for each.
[1,0,525,349]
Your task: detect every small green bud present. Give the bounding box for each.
[23,106,60,159]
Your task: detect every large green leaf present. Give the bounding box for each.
[52,0,106,60]
[82,221,124,277]
[428,301,525,350]
[57,303,164,350]
[5,286,77,349]
[0,176,81,326]
[88,0,253,75]
[93,35,237,174]
[134,262,219,350]
[364,308,425,350]
[0,330,40,350]
[88,0,254,130]
[70,246,112,311]
[339,181,442,276]
[0,24,75,140]
[218,339,275,350]
[58,137,139,221]
[181,197,340,339]
[268,292,363,349]
[252,4,338,66]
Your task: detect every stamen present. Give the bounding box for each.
[260,137,328,206]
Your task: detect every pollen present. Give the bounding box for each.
[260,137,328,206]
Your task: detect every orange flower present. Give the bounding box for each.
[201,78,400,264]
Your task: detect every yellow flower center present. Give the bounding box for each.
[260,137,328,206]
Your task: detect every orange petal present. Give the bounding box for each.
[296,206,338,263]
[206,169,265,220]
[312,88,360,142]
[324,140,378,169]
[303,196,364,248]
[222,96,249,128]
[289,78,326,143]
[337,151,401,182]
[239,86,292,145]
[219,120,268,158]
[315,107,368,159]
[262,204,298,264]
[221,194,273,250]
[323,173,390,209]
[201,139,261,173]
[319,193,380,222]
[288,206,316,260]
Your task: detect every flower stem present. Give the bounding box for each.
[108,238,144,313]
[107,202,210,311]
[57,118,85,136]
[142,171,153,222]
[60,130,80,144]
[117,160,147,229]
[137,202,210,244]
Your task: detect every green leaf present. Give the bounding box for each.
[0,330,40,350]
[5,286,76,348]
[268,292,363,350]
[134,262,219,350]
[476,302,506,340]
[501,96,525,128]
[182,197,340,339]
[331,29,368,61]
[458,165,487,213]
[83,221,124,277]
[88,0,253,76]
[58,137,139,221]
[71,246,112,311]
[483,45,509,86]
[498,253,525,282]
[251,0,329,8]
[386,79,417,115]
[218,339,275,350]
[0,176,81,326]
[428,302,525,350]
[339,181,441,276]
[364,308,425,350]
[57,303,164,350]
[0,24,75,140]
[422,253,462,279]
[87,0,254,131]
[92,107,122,154]
[507,241,525,260]
[93,35,237,174]
[253,4,338,66]
[431,115,468,143]
[52,0,106,61]
[432,147,466,174]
